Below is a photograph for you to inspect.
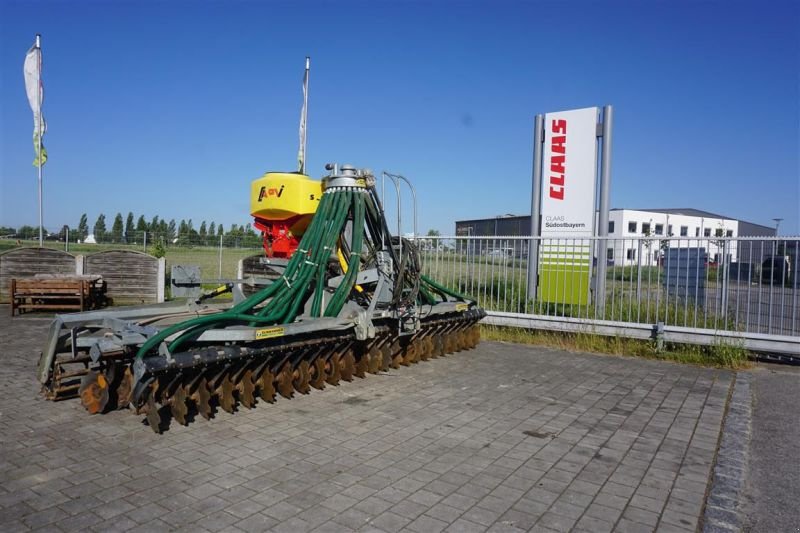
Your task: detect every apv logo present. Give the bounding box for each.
[258,185,285,201]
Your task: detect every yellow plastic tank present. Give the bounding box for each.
[250,172,322,235]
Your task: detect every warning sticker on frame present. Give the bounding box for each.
[455,303,469,312]
[256,327,285,340]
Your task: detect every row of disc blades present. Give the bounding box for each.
[79,323,480,433]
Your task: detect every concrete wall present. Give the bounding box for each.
[1,247,164,305]
[0,248,78,303]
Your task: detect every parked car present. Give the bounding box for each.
[486,248,514,258]
[761,255,793,286]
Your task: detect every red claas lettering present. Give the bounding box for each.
[548,119,567,200]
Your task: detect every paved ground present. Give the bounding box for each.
[1,310,733,533]
[741,364,800,532]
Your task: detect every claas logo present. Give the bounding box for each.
[258,185,285,201]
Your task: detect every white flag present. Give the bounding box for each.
[24,39,47,166]
[297,58,309,173]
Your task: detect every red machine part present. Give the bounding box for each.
[253,216,302,258]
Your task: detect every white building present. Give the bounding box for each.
[456,208,776,266]
[605,208,739,266]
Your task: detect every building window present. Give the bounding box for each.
[680,226,688,237]
[726,230,733,237]
[655,224,664,235]
[668,224,673,236]
[642,222,651,235]
[626,248,636,260]
[695,227,700,237]
[628,221,637,233]
[608,221,615,234]
[704,228,711,237]
[607,248,614,260]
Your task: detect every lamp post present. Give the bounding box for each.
[772,218,783,255]
[772,218,782,235]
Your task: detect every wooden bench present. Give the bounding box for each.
[10,276,107,316]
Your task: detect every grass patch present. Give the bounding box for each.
[480,324,752,369]
[1,239,262,280]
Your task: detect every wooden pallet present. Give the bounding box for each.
[10,276,107,316]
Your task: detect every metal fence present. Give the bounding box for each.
[4,232,798,353]
[412,235,800,354]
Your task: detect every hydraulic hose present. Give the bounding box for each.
[421,274,471,301]
[325,193,366,317]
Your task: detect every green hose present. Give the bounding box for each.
[136,185,474,361]
[325,193,366,317]
[163,193,339,353]
[421,274,471,301]
[136,188,364,359]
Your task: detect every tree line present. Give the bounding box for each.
[0,213,260,245]
[72,212,260,243]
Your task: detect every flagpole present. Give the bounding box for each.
[301,56,310,175]
[36,33,43,247]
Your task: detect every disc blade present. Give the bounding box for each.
[196,378,213,420]
[293,360,311,394]
[326,355,341,386]
[277,363,294,399]
[259,370,276,403]
[170,385,189,426]
[240,370,256,408]
[145,387,161,434]
[310,357,327,389]
[79,371,109,415]
[218,374,236,413]
[341,351,355,382]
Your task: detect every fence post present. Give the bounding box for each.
[527,114,544,302]
[721,240,729,313]
[143,231,147,253]
[636,240,643,301]
[219,234,223,279]
[157,257,166,303]
[595,105,614,318]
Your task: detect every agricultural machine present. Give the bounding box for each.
[37,163,484,432]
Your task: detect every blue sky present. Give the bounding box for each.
[1,0,798,235]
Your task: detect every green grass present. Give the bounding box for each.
[481,324,752,369]
[1,239,263,281]
[420,252,737,330]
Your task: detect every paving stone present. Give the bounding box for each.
[498,508,539,530]
[263,500,304,521]
[370,510,412,532]
[615,517,655,533]
[424,502,464,523]
[622,504,660,527]
[574,514,615,532]
[535,510,578,531]
[195,511,240,532]
[444,518,487,533]
[312,520,355,533]
[332,507,372,530]
[57,510,105,532]
[461,505,504,527]
[406,513,449,533]
[0,316,732,533]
